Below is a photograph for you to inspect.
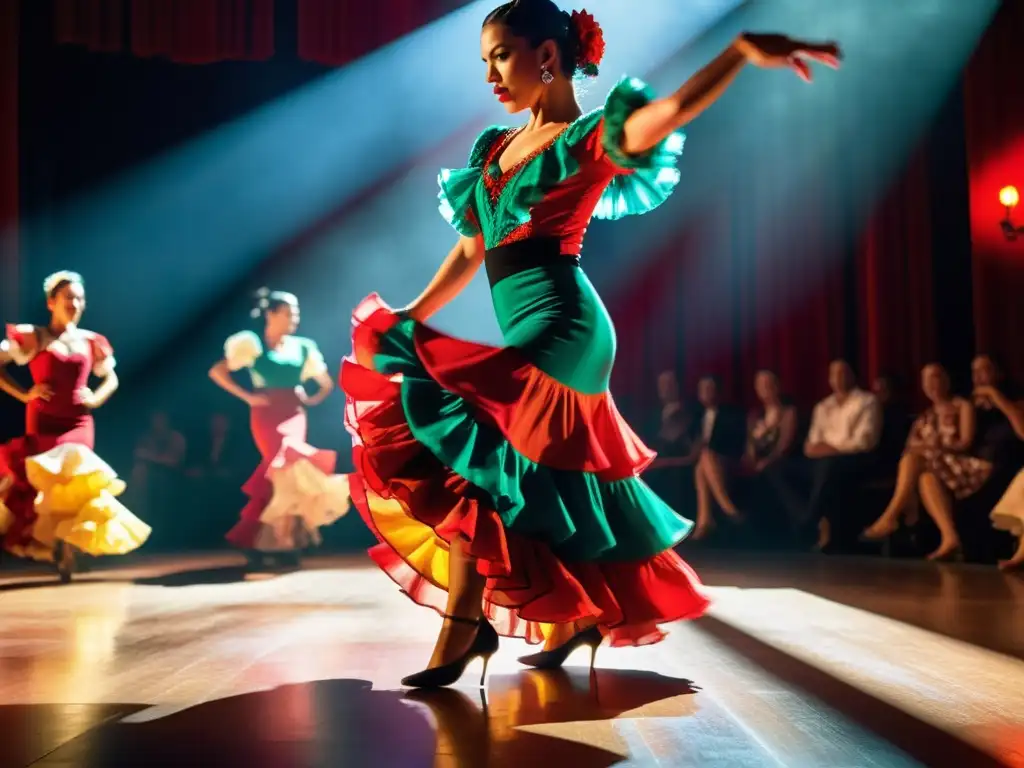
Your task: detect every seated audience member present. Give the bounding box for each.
[872,372,913,471]
[970,353,1024,474]
[862,363,990,560]
[747,370,799,470]
[691,374,747,539]
[131,410,186,500]
[645,371,700,516]
[803,359,882,549]
[186,412,243,482]
[745,370,801,521]
[969,354,1024,565]
[185,412,249,547]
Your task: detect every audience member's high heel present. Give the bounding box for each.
[517,625,603,671]
[401,616,498,689]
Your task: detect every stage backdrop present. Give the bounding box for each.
[964,0,1024,385]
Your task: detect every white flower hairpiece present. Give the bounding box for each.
[43,270,83,297]
[250,287,297,318]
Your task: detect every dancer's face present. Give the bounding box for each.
[47,281,86,326]
[267,300,300,335]
[481,23,558,114]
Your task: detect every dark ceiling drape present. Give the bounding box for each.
[54,0,275,62]
[296,0,449,66]
[964,0,1024,384]
[52,0,454,67]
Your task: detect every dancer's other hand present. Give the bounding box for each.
[24,383,53,403]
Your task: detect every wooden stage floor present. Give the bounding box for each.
[1,551,1022,767]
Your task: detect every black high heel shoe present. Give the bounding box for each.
[517,625,603,671]
[401,615,499,689]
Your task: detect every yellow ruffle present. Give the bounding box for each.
[363,486,450,588]
[360,485,555,642]
[24,443,150,557]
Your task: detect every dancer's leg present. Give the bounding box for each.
[427,537,487,668]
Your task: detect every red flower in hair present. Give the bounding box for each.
[570,9,605,77]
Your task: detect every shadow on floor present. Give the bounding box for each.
[12,670,699,767]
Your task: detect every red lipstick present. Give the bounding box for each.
[494,86,511,102]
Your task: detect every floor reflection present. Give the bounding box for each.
[409,668,699,766]
[23,670,698,767]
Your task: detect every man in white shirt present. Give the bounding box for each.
[802,360,882,549]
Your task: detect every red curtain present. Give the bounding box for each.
[608,138,939,414]
[131,0,274,63]
[0,0,17,319]
[297,0,442,66]
[54,0,125,53]
[55,0,274,62]
[964,0,1024,383]
[855,148,936,397]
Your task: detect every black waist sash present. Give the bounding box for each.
[484,237,581,287]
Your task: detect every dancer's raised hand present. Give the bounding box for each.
[736,33,841,82]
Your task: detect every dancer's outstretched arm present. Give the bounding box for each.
[621,33,841,156]
[404,235,486,322]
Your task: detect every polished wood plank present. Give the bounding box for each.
[0,554,1015,766]
[702,583,1024,767]
[687,550,1024,660]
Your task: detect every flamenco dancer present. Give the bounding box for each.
[209,289,349,569]
[0,271,150,581]
[341,0,841,687]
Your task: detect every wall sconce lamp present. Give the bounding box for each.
[1001,185,1023,241]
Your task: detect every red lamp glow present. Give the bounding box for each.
[1001,185,1023,241]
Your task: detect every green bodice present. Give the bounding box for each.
[224,331,326,390]
[437,76,685,250]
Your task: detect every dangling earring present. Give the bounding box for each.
[541,68,554,85]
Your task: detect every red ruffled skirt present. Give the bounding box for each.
[225,389,348,551]
[342,294,708,646]
[0,411,93,558]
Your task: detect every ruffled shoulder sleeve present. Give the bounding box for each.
[0,324,37,365]
[224,330,263,371]
[84,331,116,377]
[298,337,329,382]
[592,76,685,221]
[437,126,507,237]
